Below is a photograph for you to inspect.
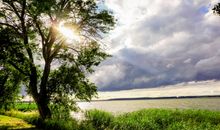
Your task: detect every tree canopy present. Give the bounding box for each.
[213,3,220,14]
[0,64,23,110]
[0,0,115,119]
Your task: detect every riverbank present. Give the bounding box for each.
[1,108,220,130]
[85,109,220,130]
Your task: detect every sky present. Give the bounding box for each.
[88,0,220,91]
[97,80,220,99]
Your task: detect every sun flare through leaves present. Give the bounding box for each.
[58,21,81,43]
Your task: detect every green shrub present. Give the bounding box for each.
[85,109,114,130]
[78,121,96,130]
[14,102,38,111]
[0,66,22,111]
[49,103,72,120]
[42,118,78,130]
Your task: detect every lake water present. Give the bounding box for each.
[77,97,220,114]
[71,97,220,119]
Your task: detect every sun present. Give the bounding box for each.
[58,21,80,42]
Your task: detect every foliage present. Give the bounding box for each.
[213,3,220,14]
[0,24,29,110]
[84,109,114,130]
[0,0,115,119]
[41,118,78,130]
[14,102,38,111]
[84,109,220,130]
[2,109,220,130]
[0,65,23,110]
[49,101,74,120]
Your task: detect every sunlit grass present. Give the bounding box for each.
[3,109,39,117]
[0,115,35,129]
[0,110,40,126]
[2,107,220,130]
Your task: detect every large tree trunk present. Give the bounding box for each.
[36,97,51,119]
[29,65,51,120]
[17,0,52,119]
[32,92,51,120]
[38,60,52,119]
[31,96,51,119]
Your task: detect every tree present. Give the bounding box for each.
[213,3,220,14]
[0,65,22,110]
[0,0,115,119]
[0,26,26,110]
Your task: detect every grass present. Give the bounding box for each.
[0,110,42,127]
[42,118,79,130]
[0,110,80,130]
[1,108,220,130]
[0,115,36,129]
[84,109,114,130]
[84,109,220,130]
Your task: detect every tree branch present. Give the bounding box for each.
[67,46,80,54]
[8,1,22,20]
[0,22,21,36]
[50,42,64,60]
[8,61,29,76]
[21,0,26,18]
[34,19,46,45]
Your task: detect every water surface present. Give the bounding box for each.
[77,97,220,115]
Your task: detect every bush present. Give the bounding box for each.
[78,121,96,130]
[84,109,114,130]
[0,65,23,111]
[41,118,78,130]
[49,103,72,120]
[14,102,38,111]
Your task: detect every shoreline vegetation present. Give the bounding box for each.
[1,102,220,130]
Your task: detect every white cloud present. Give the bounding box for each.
[90,0,220,91]
[184,58,192,64]
[89,63,125,88]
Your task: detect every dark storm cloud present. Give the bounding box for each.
[89,0,220,91]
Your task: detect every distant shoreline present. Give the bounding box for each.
[19,95,220,103]
[90,95,220,102]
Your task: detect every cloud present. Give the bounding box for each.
[97,80,220,99]
[90,0,220,91]
[89,61,126,88]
